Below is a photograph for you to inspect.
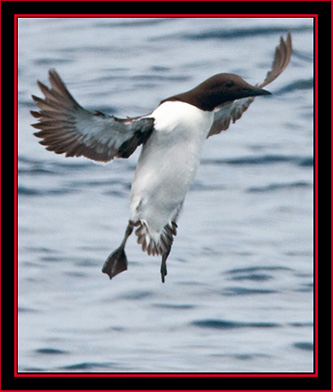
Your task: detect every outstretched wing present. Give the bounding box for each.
[208,33,292,138]
[31,70,154,162]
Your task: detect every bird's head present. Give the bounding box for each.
[161,73,271,111]
[192,73,271,110]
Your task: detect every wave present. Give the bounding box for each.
[275,78,313,94]
[158,24,312,42]
[191,319,280,330]
[18,185,73,196]
[247,181,310,193]
[202,154,313,167]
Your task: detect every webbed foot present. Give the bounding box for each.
[102,223,134,280]
[102,246,128,280]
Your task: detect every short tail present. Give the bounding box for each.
[133,220,177,256]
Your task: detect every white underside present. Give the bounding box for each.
[130,101,214,245]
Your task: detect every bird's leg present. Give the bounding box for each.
[160,249,171,283]
[102,223,134,280]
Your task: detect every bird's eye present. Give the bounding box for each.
[225,81,234,88]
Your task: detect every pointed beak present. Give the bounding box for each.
[244,86,272,97]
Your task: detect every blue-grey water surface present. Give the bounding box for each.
[18,17,314,373]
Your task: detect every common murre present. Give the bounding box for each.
[31,33,292,283]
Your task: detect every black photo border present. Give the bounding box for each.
[2,1,331,391]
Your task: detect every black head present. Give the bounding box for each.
[163,73,271,111]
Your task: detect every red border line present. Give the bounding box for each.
[313,12,319,379]
[14,13,318,379]
[15,13,318,17]
[14,12,19,379]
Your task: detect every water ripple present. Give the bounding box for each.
[154,25,312,42]
[247,181,310,193]
[293,342,313,351]
[222,287,277,296]
[192,319,280,330]
[59,361,115,371]
[275,78,313,94]
[201,154,313,167]
[35,347,68,355]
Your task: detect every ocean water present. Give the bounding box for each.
[17,17,314,373]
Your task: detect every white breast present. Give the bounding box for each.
[130,101,214,240]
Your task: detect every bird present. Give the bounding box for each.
[31,33,292,283]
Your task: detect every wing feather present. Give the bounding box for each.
[32,69,154,162]
[207,33,292,138]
